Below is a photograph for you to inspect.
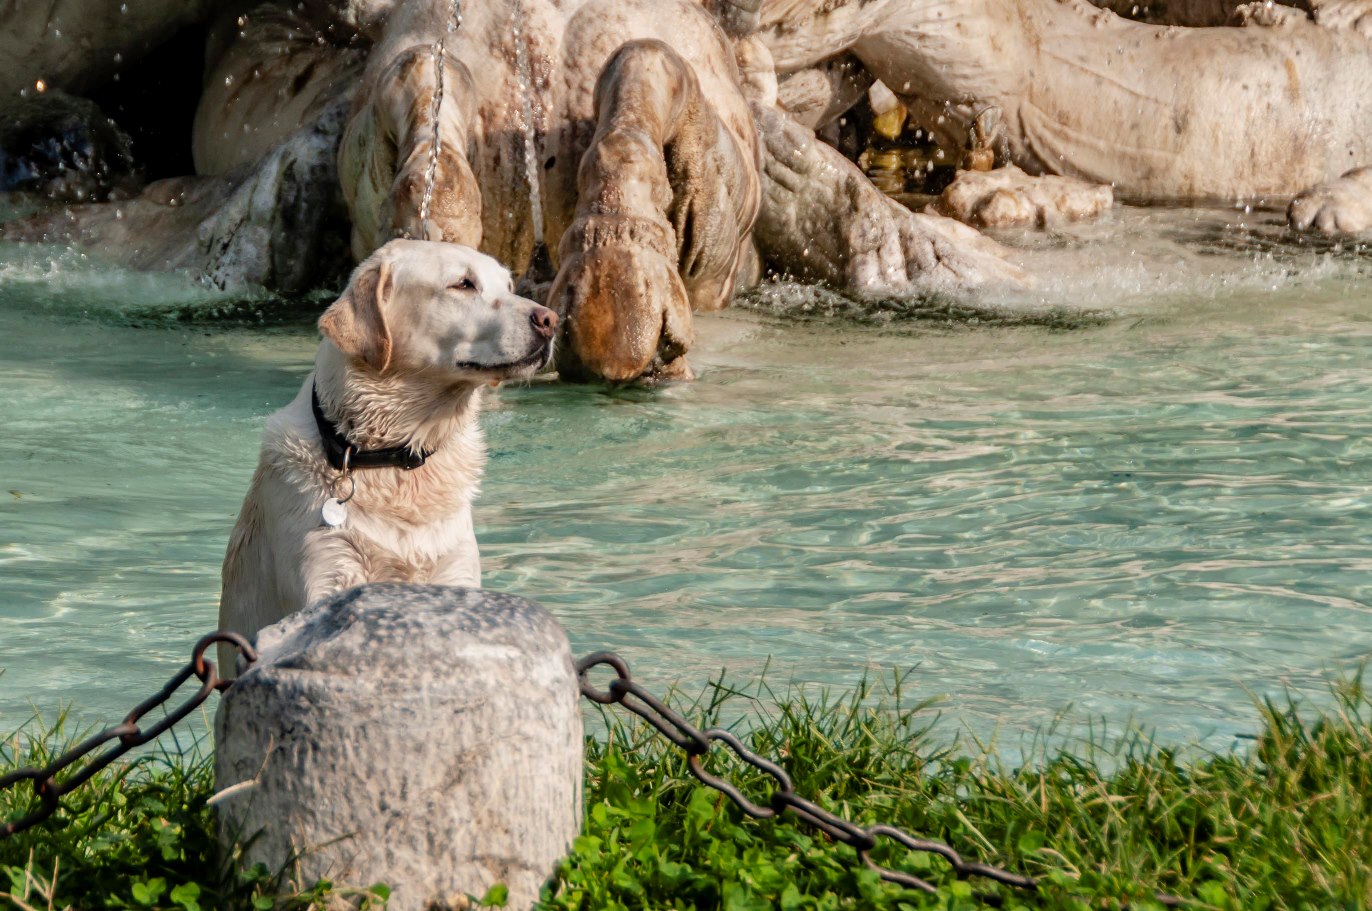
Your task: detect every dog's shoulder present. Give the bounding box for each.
[258,375,332,492]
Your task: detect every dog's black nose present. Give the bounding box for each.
[530,306,559,339]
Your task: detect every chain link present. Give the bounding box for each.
[577,650,1183,908]
[0,631,257,840]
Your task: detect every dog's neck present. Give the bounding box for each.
[313,342,482,457]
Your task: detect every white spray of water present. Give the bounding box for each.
[418,0,463,237]
[512,2,544,246]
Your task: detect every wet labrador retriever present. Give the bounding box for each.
[218,239,557,672]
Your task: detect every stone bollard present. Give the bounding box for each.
[213,584,583,911]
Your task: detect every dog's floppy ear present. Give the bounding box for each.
[319,259,395,372]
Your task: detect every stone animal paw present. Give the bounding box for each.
[1231,2,1312,28]
[847,200,1029,294]
[753,102,1027,296]
[927,165,1113,229]
[1308,0,1372,38]
[1288,167,1372,234]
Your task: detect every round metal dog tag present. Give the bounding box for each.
[321,497,348,528]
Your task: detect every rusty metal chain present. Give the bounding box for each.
[0,631,257,840]
[577,650,1183,909]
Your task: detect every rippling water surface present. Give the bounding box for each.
[2,210,1372,752]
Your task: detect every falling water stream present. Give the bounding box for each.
[418,0,543,250]
[417,0,464,235]
[512,4,545,246]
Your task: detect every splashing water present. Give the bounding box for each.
[417,0,463,237]
[513,5,544,247]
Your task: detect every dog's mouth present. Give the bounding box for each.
[453,338,554,377]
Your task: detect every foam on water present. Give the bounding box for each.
[997,206,1372,314]
[2,210,1371,754]
[744,207,1372,327]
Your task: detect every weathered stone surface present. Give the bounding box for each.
[774,54,871,132]
[0,0,215,98]
[214,584,583,911]
[0,95,354,293]
[703,0,763,37]
[1088,0,1246,26]
[194,5,366,177]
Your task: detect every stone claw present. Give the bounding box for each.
[1288,167,1372,235]
[927,165,1113,229]
[1308,0,1372,39]
[1232,0,1372,34]
[753,103,1027,297]
[847,203,1029,296]
[1230,2,1312,28]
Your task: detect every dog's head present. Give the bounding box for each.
[319,239,557,381]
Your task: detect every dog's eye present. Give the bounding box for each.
[449,277,477,292]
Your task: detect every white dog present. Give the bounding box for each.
[218,239,557,672]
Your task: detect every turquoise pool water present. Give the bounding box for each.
[2,209,1371,752]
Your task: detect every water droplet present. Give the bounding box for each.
[225,75,234,86]
[119,2,127,12]
[113,52,123,64]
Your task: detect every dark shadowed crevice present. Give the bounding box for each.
[86,18,208,181]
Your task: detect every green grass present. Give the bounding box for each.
[3,669,1370,910]
[0,708,393,911]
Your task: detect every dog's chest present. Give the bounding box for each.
[329,506,479,586]
[357,545,445,584]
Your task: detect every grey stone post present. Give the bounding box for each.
[213,584,583,911]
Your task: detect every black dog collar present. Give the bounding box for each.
[311,382,431,472]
